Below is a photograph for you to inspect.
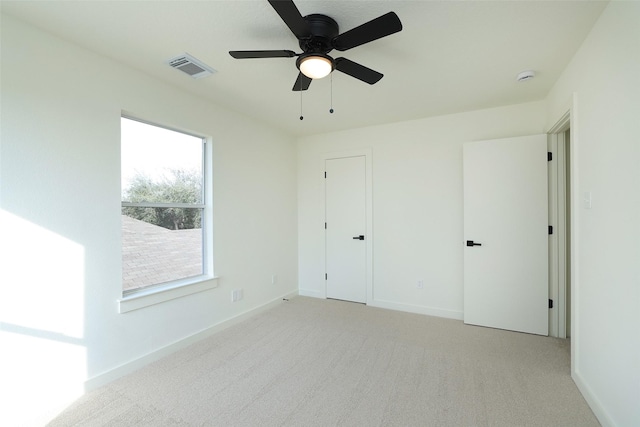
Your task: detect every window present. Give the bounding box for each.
[121,116,209,296]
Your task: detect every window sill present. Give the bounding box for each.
[118,276,219,313]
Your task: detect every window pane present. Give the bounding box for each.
[121,118,203,204]
[122,209,203,292]
[121,116,207,295]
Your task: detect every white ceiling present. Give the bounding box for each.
[1,0,608,137]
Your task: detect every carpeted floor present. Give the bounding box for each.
[48,296,599,426]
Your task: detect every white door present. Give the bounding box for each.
[325,156,367,303]
[463,135,548,335]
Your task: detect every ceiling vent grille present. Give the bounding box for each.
[167,53,216,79]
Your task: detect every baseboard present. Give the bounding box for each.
[572,370,615,427]
[369,298,464,321]
[84,289,299,391]
[296,293,463,321]
[298,288,324,298]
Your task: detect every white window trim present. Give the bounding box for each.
[118,276,219,313]
[119,115,216,311]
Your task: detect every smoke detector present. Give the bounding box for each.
[516,70,535,82]
[167,53,216,79]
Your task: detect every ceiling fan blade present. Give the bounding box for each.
[334,58,383,85]
[333,12,402,52]
[268,0,310,39]
[229,50,296,59]
[292,72,312,91]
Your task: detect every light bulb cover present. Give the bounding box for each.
[297,54,334,79]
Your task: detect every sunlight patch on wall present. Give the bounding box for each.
[0,210,87,426]
[0,209,85,337]
[0,331,87,426]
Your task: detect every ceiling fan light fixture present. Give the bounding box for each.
[298,54,333,79]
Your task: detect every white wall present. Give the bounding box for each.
[298,101,546,318]
[3,2,638,425]
[545,2,640,426]
[0,15,298,426]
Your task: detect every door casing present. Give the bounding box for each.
[548,110,572,339]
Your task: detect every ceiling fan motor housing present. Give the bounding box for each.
[299,14,339,54]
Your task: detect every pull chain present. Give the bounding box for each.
[329,73,334,114]
[299,78,304,120]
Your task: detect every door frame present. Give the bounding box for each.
[548,109,572,339]
[322,149,373,304]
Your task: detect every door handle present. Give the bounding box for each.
[353,235,365,240]
[466,240,482,247]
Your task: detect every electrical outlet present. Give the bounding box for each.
[231,289,244,302]
[417,280,424,289]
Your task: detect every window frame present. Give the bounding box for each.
[118,115,217,312]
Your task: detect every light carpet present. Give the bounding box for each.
[48,296,599,426]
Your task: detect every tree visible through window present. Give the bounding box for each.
[121,117,206,294]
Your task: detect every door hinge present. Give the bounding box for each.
[324,222,327,229]
[548,225,553,235]
[549,299,554,309]
[548,152,553,161]
[324,171,326,178]
[325,273,327,280]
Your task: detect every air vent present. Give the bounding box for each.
[167,53,216,79]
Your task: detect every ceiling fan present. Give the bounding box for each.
[229,0,403,91]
